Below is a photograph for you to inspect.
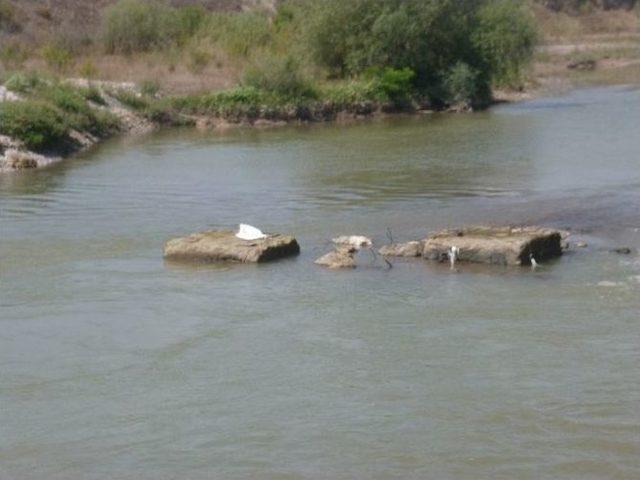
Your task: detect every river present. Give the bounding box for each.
[1,86,639,479]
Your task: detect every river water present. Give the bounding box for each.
[1,86,639,479]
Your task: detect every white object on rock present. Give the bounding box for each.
[332,235,372,250]
[448,246,459,269]
[236,224,267,241]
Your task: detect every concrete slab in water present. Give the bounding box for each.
[423,226,563,266]
[163,230,300,263]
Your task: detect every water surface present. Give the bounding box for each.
[1,86,640,479]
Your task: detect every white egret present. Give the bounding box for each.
[236,224,267,241]
[448,246,460,269]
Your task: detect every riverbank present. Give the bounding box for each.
[0,70,475,172]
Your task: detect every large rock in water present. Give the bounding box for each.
[163,230,300,263]
[314,246,357,269]
[422,226,563,266]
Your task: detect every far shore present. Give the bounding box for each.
[1,74,638,174]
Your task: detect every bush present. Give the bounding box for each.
[171,86,263,118]
[201,12,271,57]
[0,101,68,150]
[472,0,538,87]
[103,0,178,54]
[304,0,537,103]
[139,79,160,96]
[111,89,149,110]
[187,46,211,73]
[39,84,91,115]
[41,44,74,72]
[78,86,107,106]
[78,60,99,79]
[103,0,200,54]
[444,62,481,106]
[4,71,47,94]
[31,83,120,137]
[175,5,207,44]
[367,67,416,104]
[243,55,316,100]
[0,0,20,33]
[0,41,29,70]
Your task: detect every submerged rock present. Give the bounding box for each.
[611,247,633,255]
[2,149,39,169]
[315,246,357,269]
[163,230,299,263]
[422,226,563,266]
[378,241,423,257]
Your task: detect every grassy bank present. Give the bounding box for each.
[0,72,120,152]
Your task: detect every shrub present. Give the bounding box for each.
[139,79,160,96]
[0,101,68,150]
[0,41,29,70]
[304,0,537,103]
[78,60,99,79]
[322,80,380,107]
[39,84,90,115]
[102,0,208,54]
[187,47,211,73]
[41,44,74,72]
[243,55,316,100]
[472,0,538,87]
[78,86,107,106]
[111,89,149,110]
[171,86,263,118]
[104,0,172,54]
[367,67,416,104]
[201,12,271,57]
[4,71,47,94]
[444,62,482,106]
[175,5,207,44]
[0,0,20,33]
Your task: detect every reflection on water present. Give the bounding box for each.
[1,87,640,480]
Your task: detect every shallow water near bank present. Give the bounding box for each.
[1,86,640,479]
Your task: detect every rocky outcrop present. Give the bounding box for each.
[378,241,423,257]
[422,226,564,266]
[163,230,300,263]
[315,246,357,269]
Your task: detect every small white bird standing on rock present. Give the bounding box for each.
[236,224,267,241]
[332,235,373,250]
[529,253,539,270]
[448,246,460,269]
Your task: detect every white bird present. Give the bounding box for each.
[529,253,538,270]
[236,224,267,241]
[448,246,460,269]
[332,235,373,250]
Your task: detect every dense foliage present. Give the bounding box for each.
[0,73,120,150]
[98,0,536,106]
[304,0,536,104]
[0,101,67,150]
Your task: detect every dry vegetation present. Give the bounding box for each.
[1,0,638,97]
[526,3,640,95]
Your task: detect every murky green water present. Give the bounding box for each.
[1,86,639,479]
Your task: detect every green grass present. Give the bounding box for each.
[0,100,68,150]
[0,73,121,150]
